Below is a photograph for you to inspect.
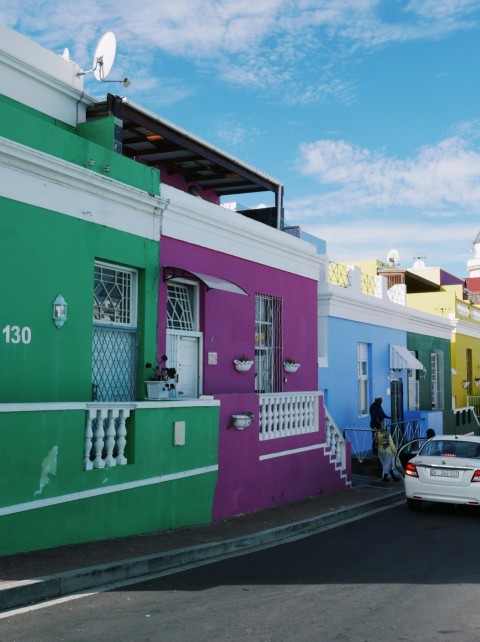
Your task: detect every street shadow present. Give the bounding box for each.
[117,502,480,592]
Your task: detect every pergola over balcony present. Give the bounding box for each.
[86,94,284,229]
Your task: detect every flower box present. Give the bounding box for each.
[145,381,174,400]
[231,413,254,430]
[283,361,300,374]
[233,359,253,372]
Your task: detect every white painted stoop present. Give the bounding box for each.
[323,405,352,488]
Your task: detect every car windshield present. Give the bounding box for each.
[419,439,480,459]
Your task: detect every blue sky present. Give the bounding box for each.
[3,0,480,277]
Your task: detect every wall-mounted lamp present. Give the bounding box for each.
[53,295,68,329]
[104,165,111,174]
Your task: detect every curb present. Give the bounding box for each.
[1,490,403,612]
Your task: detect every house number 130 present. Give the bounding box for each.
[2,325,32,344]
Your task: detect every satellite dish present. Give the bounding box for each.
[386,249,400,266]
[412,256,426,269]
[76,31,130,86]
[62,48,70,61]
[92,31,116,81]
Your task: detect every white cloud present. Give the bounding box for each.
[295,137,480,215]
[298,215,478,277]
[3,0,479,104]
[214,118,260,147]
[285,134,480,275]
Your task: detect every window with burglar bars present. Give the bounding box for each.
[94,263,136,325]
[431,350,444,410]
[167,283,195,331]
[357,342,369,416]
[92,262,138,402]
[255,293,283,393]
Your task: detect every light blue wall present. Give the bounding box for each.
[320,316,405,432]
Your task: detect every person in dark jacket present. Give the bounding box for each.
[369,396,390,430]
[369,396,390,456]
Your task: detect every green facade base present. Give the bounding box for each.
[0,473,216,556]
[0,404,219,556]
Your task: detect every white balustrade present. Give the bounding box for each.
[259,392,319,441]
[84,404,135,470]
[324,406,347,469]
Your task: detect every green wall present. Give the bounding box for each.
[0,405,219,555]
[0,94,160,195]
[406,333,476,434]
[407,333,452,413]
[0,197,159,402]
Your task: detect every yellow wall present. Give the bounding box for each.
[407,285,463,317]
[451,332,480,408]
[339,259,381,278]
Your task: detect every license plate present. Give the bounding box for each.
[430,469,459,478]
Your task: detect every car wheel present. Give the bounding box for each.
[407,498,422,511]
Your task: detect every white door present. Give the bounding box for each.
[166,331,201,399]
[176,335,199,398]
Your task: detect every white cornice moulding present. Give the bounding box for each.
[0,137,167,241]
[318,286,452,340]
[449,317,480,340]
[161,184,325,280]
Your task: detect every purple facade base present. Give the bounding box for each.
[212,393,348,521]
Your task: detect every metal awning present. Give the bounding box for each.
[164,267,248,295]
[390,344,425,371]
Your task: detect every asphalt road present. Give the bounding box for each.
[2,502,480,642]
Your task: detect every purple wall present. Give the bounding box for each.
[439,270,465,286]
[159,171,220,204]
[159,236,348,519]
[159,237,318,394]
[213,393,348,519]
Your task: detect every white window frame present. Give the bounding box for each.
[255,293,283,394]
[408,350,420,410]
[92,261,138,402]
[166,279,199,332]
[431,350,445,410]
[357,343,369,417]
[93,261,137,328]
[166,279,202,397]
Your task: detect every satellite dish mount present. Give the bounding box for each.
[386,249,400,266]
[76,32,130,87]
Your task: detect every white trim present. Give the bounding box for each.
[318,283,452,339]
[259,443,323,460]
[94,261,138,328]
[0,400,220,412]
[0,137,167,241]
[450,317,480,340]
[161,184,323,281]
[0,465,218,517]
[0,23,91,126]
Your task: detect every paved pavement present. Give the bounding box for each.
[0,474,404,612]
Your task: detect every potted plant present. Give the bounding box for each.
[283,358,300,373]
[145,355,177,399]
[475,378,480,388]
[231,411,254,430]
[233,356,254,372]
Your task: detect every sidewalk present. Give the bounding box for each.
[0,475,404,612]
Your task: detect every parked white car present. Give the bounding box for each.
[404,435,480,511]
